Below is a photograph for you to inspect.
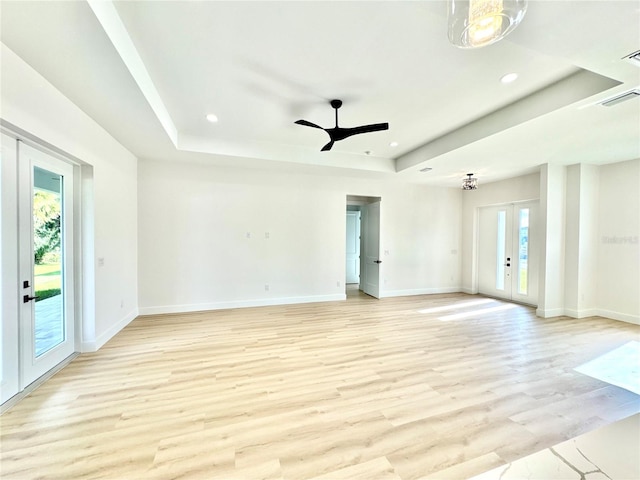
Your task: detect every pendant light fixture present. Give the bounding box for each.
[462,173,478,190]
[448,0,528,49]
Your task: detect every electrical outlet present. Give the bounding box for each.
[97,257,105,267]
[246,232,251,239]
[336,281,341,287]
[265,284,269,291]
[265,232,270,239]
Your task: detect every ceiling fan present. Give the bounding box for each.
[295,99,389,152]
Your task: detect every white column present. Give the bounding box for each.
[537,164,566,317]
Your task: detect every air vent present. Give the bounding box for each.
[601,90,640,107]
[623,50,640,67]
[419,167,433,172]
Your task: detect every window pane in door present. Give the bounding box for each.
[33,167,64,357]
[518,208,529,295]
[496,210,506,290]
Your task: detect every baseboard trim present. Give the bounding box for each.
[81,308,139,352]
[380,287,461,298]
[536,307,565,318]
[564,308,599,319]
[597,309,640,325]
[138,294,347,316]
[535,307,639,324]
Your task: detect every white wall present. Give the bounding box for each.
[1,43,138,350]
[137,159,462,314]
[460,172,540,293]
[597,158,640,323]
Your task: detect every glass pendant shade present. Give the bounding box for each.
[448,0,528,48]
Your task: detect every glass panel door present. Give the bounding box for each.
[511,202,538,305]
[18,142,75,387]
[478,205,513,299]
[478,202,538,306]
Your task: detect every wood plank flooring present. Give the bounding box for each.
[2,292,639,479]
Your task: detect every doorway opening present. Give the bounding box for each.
[346,195,382,299]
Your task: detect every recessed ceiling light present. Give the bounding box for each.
[389,141,399,148]
[206,113,219,123]
[500,73,518,84]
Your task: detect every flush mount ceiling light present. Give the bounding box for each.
[462,173,478,190]
[448,0,528,49]
[389,141,399,148]
[206,113,219,123]
[500,72,518,84]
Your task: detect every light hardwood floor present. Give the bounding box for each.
[1,292,639,479]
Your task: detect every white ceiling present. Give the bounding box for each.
[1,1,639,186]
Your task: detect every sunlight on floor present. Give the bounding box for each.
[417,298,494,314]
[437,303,519,322]
[575,341,640,395]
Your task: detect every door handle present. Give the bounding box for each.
[23,295,38,303]
[374,260,382,264]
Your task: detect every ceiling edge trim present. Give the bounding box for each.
[87,0,178,147]
[395,69,622,172]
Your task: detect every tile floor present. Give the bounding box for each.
[470,413,640,479]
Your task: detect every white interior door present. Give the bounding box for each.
[477,202,538,306]
[18,142,76,388]
[345,211,360,284]
[360,201,381,298]
[1,133,20,404]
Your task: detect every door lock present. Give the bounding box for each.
[23,295,38,303]
[374,260,382,264]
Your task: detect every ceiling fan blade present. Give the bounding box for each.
[349,123,389,135]
[295,119,324,129]
[320,140,335,151]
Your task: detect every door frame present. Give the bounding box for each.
[1,129,82,408]
[346,195,382,299]
[1,132,20,404]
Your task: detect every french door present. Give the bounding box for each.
[1,136,76,405]
[477,201,539,305]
